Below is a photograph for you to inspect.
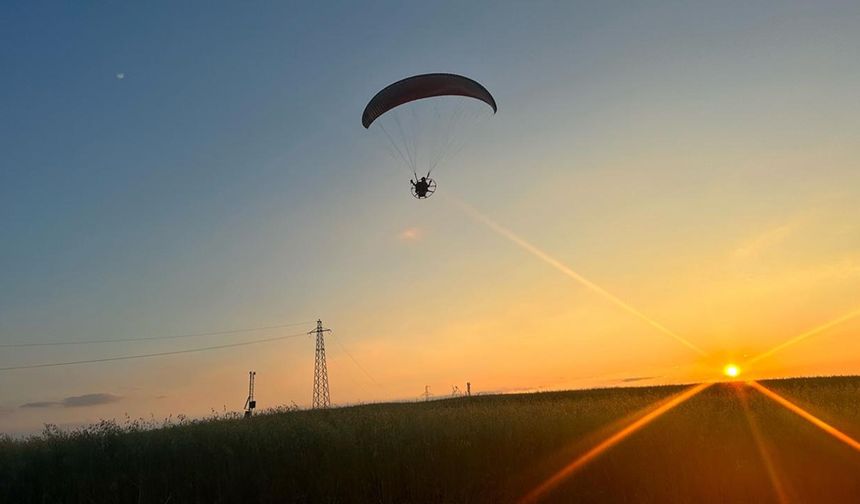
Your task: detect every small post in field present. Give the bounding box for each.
[244,371,256,418]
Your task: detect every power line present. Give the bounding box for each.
[330,331,382,388]
[0,330,309,372]
[0,321,314,348]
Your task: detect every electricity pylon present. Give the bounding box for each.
[310,320,331,408]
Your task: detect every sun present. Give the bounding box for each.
[723,364,741,378]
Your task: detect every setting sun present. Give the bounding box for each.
[723,364,741,378]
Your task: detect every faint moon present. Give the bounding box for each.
[116,73,125,80]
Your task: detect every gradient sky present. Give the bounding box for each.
[2,1,859,434]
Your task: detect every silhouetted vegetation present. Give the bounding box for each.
[1,377,859,503]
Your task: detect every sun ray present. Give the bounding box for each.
[749,381,860,453]
[519,382,711,503]
[746,307,860,365]
[451,198,708,357]
[736,385,791,504]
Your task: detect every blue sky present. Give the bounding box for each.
[2,1,860,433]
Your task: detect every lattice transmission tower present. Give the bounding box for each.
[310,319,331,408]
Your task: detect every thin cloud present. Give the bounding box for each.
[62,393,121,408]
[732,213,817,259]
[20,393,122,409]
[619,376,658,383]
[733,223,795,258]
[20,401,58,409]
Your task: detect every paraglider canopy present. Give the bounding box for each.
[362,73,497,129]
[362,73,496,199]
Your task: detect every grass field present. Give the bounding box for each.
[1,377,859,503]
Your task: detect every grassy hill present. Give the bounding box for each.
[2,377,859,503]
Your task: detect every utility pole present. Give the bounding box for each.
[310,320,331,409]
[423,385,431,402]
[244,371,256,418]
[467,382,471,397]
